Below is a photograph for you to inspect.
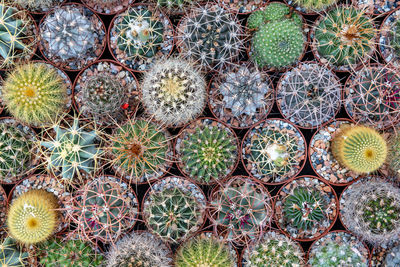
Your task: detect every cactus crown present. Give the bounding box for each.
[0,237,29,267]
[178,119,238,183]
[40,117,101,184]
[7,189,59,245]
[282,186,326,231]
[385,245,400,267]
[105,231,172,267]
[39,238,104,267]
[145,186,202,243]
[314,6,376,68]
[141,58,206,127]
[309,240,365,266]
[2,62,67,126]
[331,125,387,174]
[362,195,400,232]
[175,233,235,267]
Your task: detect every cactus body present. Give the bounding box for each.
[0,237,29,267]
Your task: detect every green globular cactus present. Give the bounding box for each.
[39,238,103,267]
[40,117,101,184]
[385,245,400,267]
[0,237,29,267]
[2,62,68,126]
[363,196,400,232]
[177,119,238,184]
[282,187,326,231]
[313,6,376,68]
[145,187,202,243]
[247,10,265,29]
[293,0,337,12]
[175,233,235,267]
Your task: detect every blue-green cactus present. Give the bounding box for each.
[0,237,29,267]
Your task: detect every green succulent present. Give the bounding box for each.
[363,196,400,232]
[0,237,29,267]
[389,20,400,56]
[293,0,337,12]
[156,0,192,13]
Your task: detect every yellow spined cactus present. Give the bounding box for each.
[7,189,59,245]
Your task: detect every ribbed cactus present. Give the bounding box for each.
[0,237,29,267]
[144,186,203,243]
[108,118,172,183]
[175,233,236,267]
[105,231,173,267]
[2,62,68,126]
[177,119,238,184]
[385,245,400,267]
[40,117,101,184]
[141,58,206,127]
[177,4,243,71]
[313,6,376,69]
[7,189,59,245]
[331,125,387,174]
[39,238,104,267]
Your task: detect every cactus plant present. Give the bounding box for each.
[250,3,305,70]
[209,176,272,244]
[2,62,68,126]
[291,0,337,13]
[387,133,400,178]
[242,231,304,267]
[15,0,63,13]
[312,6,376,69]
[175,233,236,267]
[141,58,206,127]
[156,0,192,13]
[380,11,400,68]
[331,125,387,174]
[345,65,400,129]
[177,4,244,71]
[7,189,59,245]
[340,177,400,246]
[385,245,400,267]
[105,231,172,267]
[0,237,30,267]
[176,118,238,184]
[39,238,104,267]
[0,2,36,68]
[39,116,102,185]
[276,62,341,128]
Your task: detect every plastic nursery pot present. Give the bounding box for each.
[306,230,371,266]
[275,61,342,130]
[308,118,367,187]
[7,174,72,234]
[174,117,240,186]
[38,2,107,72]
[81,0,133,15]
[218,0,269,15]
[208,62,275,129]
[274,175,339,242]
[241,118,307,185]
[108,3,175,73]
[207,175,273,247]
[72,59,141,127]
[141,176,208,244]
[343,63,400,129]
[379,7,400,69]
[245,1,308,73]
[309,5,378,73]
[15,0,66,15]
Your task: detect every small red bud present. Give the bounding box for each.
[121,103,129,110]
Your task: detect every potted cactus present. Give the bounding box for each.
[380,9,400,68]
[176,4,244,72]
[307,231,370,266]
[274,176,338,241]
[247,2,306,71]
[39,3,106,71]
[311,5,376,71]
[276,62,341,129]
[242,118,306,184]
[81,0,132,15]
[285,0,338,14]
[142,176,207,244]
[241,230,305,266]
[208,63,274,129]
[340,177,400,247]
[15,0,64,13]
[0,236,37,266]
[208,176,273,245]
[141,58,207,128]
[73,60,140,126]
[175,118,239,185]
[345,64,400,129]
[105,231,173,266]
[109,4,174,72]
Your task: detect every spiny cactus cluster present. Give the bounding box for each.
[177,4,244,71]
[277,62,341,128]
[0,237,30,266]
[385,245,400,267]
[2,62,68,126]
[141,58,206,127]
[331,125,387,174]
[105,231,172,267]
[250,2,305,70]
[7,189,59,245]
[176,118,238,184]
